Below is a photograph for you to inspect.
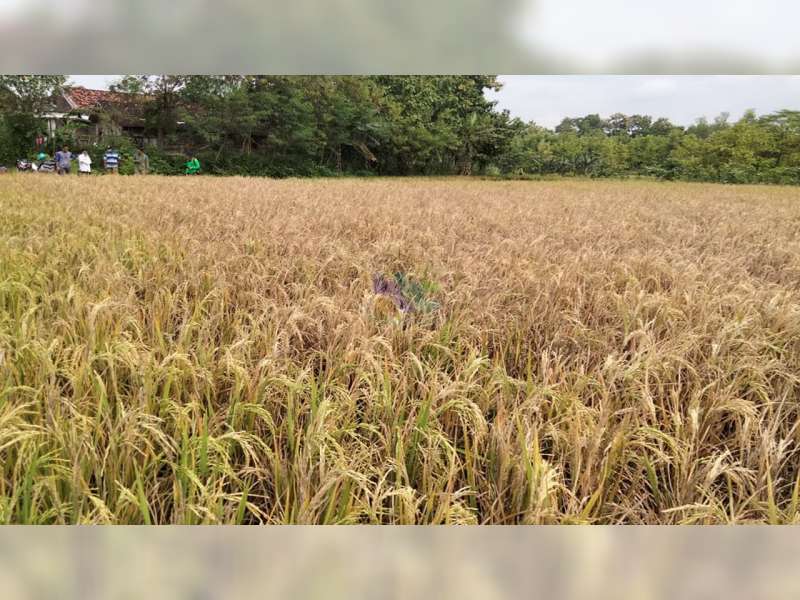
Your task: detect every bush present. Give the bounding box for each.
[0,121,13,166]
[144,147,184,175]
[762,166,800,186]
[642,166,675,180]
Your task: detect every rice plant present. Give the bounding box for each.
[1,174,800,524]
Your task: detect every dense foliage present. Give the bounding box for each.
[510,110,800,185]
[0,75,67,164]
[2,75,800,184]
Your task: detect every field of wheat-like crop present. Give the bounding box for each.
[2,174,800,523]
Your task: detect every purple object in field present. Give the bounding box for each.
[372,273,415,313]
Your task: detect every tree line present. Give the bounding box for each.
[2,75,800,184]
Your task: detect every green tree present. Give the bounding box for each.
[373,75,502,174]
[0,75,66,160]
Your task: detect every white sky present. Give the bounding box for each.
[21,0,800,66]
[70,75,800,130]
[68,75,118,89]
[487,76,800,128]
[7,1,800,73]
[517,0,800,70]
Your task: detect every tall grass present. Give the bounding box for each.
[1,174,800,523]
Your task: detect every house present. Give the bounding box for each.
[42,86,158,148]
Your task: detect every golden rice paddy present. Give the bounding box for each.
[1,174,800,523]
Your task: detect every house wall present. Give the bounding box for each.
[45,91,163,149]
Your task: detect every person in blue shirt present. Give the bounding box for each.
[54,146,72,175]
[103,147,121,174]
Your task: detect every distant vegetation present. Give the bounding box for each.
[2,75,800,183]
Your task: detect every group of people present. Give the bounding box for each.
[34,147,201,176]
[42,146,151,176]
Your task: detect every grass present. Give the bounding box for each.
[1,174,800,524]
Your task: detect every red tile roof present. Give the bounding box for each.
[64,86,132,109]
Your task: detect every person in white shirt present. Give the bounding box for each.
[78,150,92,175]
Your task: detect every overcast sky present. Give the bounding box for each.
[516,0,800,70]
[69,75,800,130]
[6,0,800,73]
[487,76,800,128]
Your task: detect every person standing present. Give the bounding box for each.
[103,147,120,174]
[78,150,92,176]
[134,148,150,175]
[55,146,72,175]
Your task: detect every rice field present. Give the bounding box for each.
[1,174,800,524]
